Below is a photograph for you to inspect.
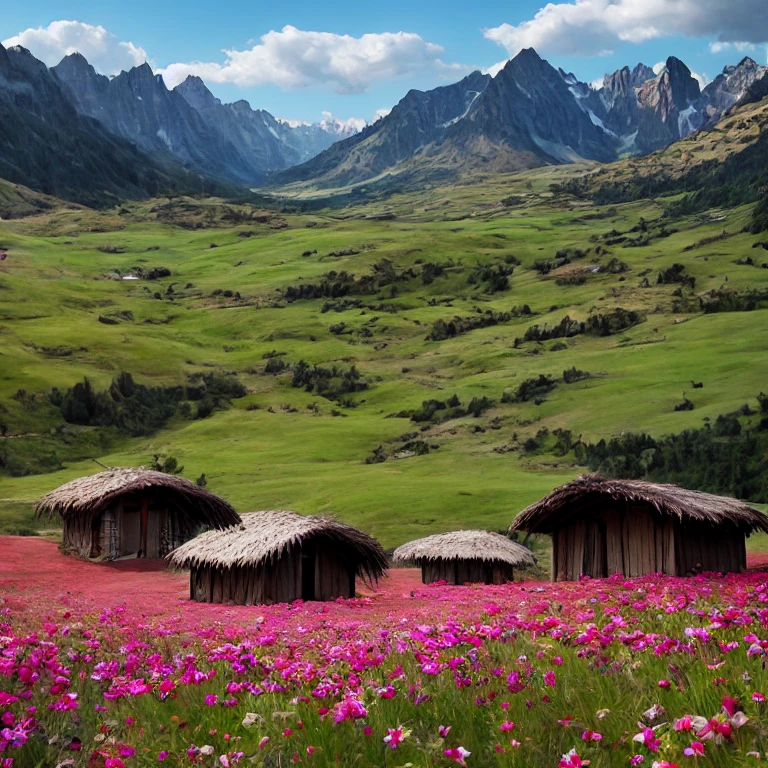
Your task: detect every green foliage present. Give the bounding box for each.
[580,406,768,502]
[291,361,368,401]
[428,306,532,341]
[149,453,184,475]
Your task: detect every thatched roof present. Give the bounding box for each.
[510,475,768,534]
[392,530,536,568]
[35,468,240,529]
[167,510,388,583]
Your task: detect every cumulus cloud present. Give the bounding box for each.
[708,40,757,53]
[483,0,768,58]
[2,20,148,74]
[372,107,392,122]
[159,25,462,94]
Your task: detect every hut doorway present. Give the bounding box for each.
[120,503,142,557]
[301,543,317,601]
[117,497,168,558]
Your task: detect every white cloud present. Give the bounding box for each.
[159,25,461,94]
[2,20,148,74]
[484,59,508,77]
[483,0,768,58]
[372,107,392,122]
[708,40,757,53]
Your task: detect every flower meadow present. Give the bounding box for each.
[3,540,768,767]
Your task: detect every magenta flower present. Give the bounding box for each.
[683,741,705,757]
[438,725,452,738]
[559,748,590,767]
[444,746,471,765]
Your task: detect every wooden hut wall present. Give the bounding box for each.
[421,558,514,585]
[314,542,356,600]
[551,503,677,581]
[675,523,746,575]
[62,515,93,558]
[190,550,304,606]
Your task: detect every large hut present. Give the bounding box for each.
[167,510,388,605]
[510,475,768,580]
[392,530,536,585]
[35,468,240,560]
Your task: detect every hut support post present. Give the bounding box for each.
[140,498,149,558]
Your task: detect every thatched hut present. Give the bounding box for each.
[392,530,535,585]
[510,475,768,580]
[168,510,388,605]
[35,468,240,560]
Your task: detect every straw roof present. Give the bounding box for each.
[510,475,768,534]
[35,468,240,529]
[392,530,536,567]
[167,510,388,583]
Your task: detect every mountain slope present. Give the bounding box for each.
[53,55,357,186]
[274,51,768,194]
[277,70,492,187]
[174,76,346,171]
[53,54,264,185]
[0,44,209,207]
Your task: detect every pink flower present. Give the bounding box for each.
[658,680,671,689]
[205,694,218,706]
[633,727,661,752]
[105,760,126,768]
[258,737,270,749]
[753,692,766,702]
[674,717,692,731]
[630,758,645,766]
[158,752,168,762]
[500,721,515,732]
[581,730,602,742]
[544,671,557,688]
[306,746,315,756]
[439,725,452,738]
[383,727,404,750]
[363,726,373,737]
[444,746,471,765]
[683,741,705,757]
[559,748,590,767]
[651,763,678,768]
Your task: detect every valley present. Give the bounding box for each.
[2,136,767,546]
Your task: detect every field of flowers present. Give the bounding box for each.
[3,537,768,768]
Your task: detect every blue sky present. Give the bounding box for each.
[2,0,767,124]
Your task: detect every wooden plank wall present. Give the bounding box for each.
[675,523,746,575]
[189,546,359,605]
[421,559,513,585]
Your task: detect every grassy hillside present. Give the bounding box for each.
[1,168,767,546]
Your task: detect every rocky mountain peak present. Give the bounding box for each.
[175,75,220,110]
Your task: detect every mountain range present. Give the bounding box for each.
[279,49,768,189]
[0,42,767,207]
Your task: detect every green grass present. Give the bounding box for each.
[1,176,767,546]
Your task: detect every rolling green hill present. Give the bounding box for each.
[1,147,768,547]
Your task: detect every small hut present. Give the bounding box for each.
[510,475,768,580]
[392,530,536,585]
[167,510,388,605]
[35,468,240,560]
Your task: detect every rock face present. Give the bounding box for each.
[279,70,492,187]
[0,44,201,206]
[53,56,358,186]
[442,48,618,167]
[174,76,348,171]
[279,49,768,191]
[703,57,768,120]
